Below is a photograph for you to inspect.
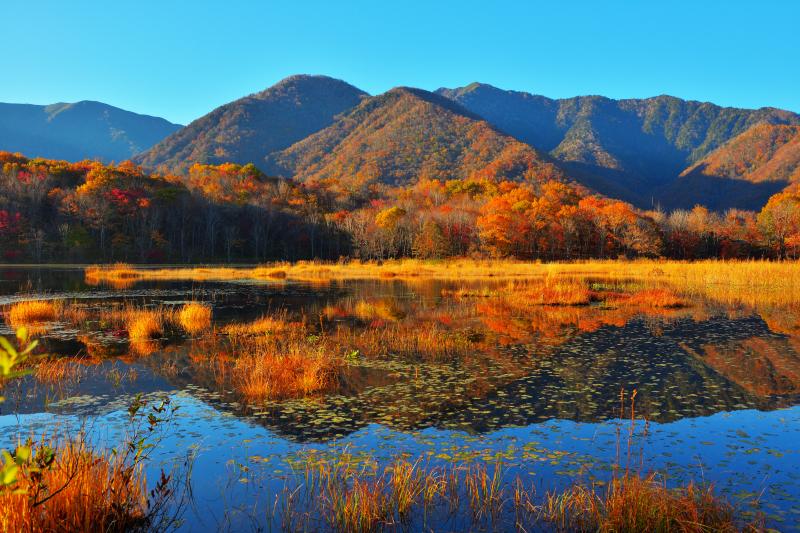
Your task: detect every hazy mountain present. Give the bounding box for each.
[0,101,181,162]
[661,124,800,210]
[265,87,566,191]
[135,75,368,173]
[437,83,800,207]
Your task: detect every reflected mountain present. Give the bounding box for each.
[3,269,800,442]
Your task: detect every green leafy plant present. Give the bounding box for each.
[0,327,40,491]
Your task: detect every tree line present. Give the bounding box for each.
[1,152,798,263]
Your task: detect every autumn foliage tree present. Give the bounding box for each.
[758,186,800,258]
[1,149,799,263]
[477,181,660,259]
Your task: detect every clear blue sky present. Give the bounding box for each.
[3,0,798,125]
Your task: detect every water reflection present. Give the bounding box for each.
[2,267,799,440]
[3,267,800,529]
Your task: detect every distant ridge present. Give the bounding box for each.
[661,123,800,210]
[0,100,181,161]
[437,83,800,208]
[21,73,797,212]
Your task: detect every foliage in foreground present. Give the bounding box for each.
[0,439,149,532]
[0,328,183,532]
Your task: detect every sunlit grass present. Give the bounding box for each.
[221,315,294,337]
[95,304,174,343]
[281,454,758,532]
[231,337,341,402]
[34,357,84,385]
[7,300,58,325]
[125,309,165,340]
[195,319,344,402]
[84,263,140,289]
[511,278,593,306]
[85,259,800,308]
[177,302,212,335]
[353,299,406,321]
[331,321,476,361]
[620,288,686,309]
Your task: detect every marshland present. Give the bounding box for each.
[1,260,800,531]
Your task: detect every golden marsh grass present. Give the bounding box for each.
[7,300,58,325]
[230,337,341,402]
[541,473,749,532]
[85,259,800,308]
[34,357,85,385]
[123,309,166,340]
[177,302,212,334]
[221,315,295,337]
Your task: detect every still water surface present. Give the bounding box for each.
[1,266,799,530]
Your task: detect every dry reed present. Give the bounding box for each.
[232,340,340,402]
[0,440,148,532]
[284,454,757,533]
[34,357,84,385]
[221,315,295,337]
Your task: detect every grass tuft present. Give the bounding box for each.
[124,309,165,340]
[177,302,212,335]
[221,316,294,337]
[232,340,340,402]
[7,300,58,325]
[540,472,751,532]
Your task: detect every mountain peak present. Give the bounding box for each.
[136,76,368,173]
[251,74,368,100]
[266,86,564,188]
[377,86,482,120]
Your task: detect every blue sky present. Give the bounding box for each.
[3,0,798,124]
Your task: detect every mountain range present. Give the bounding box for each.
[3,75,799,211]
[436,83,800,208]
[0,101,181,161]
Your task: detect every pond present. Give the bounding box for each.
[1,266,799,531]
